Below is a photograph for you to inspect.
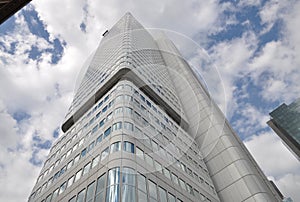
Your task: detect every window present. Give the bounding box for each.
[101,147,109,160]
[136,147,144,160]
[152,141,159,151]
[59,181,67,195]
[77,189,86,202]
[121,167,135,202]
[124,122,133,131]
[102,106,108,113]
[73,143,79,151]
[69,196,76,202]
[112,122,122,131]
[123,142,134,153]
[96,134,103,144]
[104,127,111,138]
[86,181,95,202]
[81,148,87,158]
[106,167,120,202]
[124,107,133,114]
[67,176,74,188]
[187,183,194,195]
[154,161,162,173]
[60,166,67,176]
[171,173,179,185]
[115,107,123,115]
[107,112,113,121]
[148,180,157,201]
[88,141,95,151]
[52,188,59,200]
[99,119,105,127]
[158,187,167,202]
[145,154,154,167]
[75,169,82,182]
[163,168,171,179]
[79,138,85,146]
[92,125,98,134]
[74,154,80,164]
[95,173,106,202]
[179,179,186,191]
[110,142,121,153]
[168,193,176,202]
[92,155,100,168]
[83,162,91,175]
[45,194,52,202]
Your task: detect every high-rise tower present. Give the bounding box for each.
[28,13,282,202]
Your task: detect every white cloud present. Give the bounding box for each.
[244,132,300,201]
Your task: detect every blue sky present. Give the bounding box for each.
[0,0,299,201]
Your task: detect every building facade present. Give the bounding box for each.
[28,13,282,202]
[267,98,300,160]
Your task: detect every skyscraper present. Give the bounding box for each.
[267,98,300,160]
[28,13,282,202]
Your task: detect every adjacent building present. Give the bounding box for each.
[0,0,32,24]
[28,13,282,202]
[268,98,300,160]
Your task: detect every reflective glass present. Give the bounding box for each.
[86,181,95,202]
[110,142,121,153]
[76,189,86,202]
[123,142,134,153]
[158,187,167,202]
[101,147,109,160]
[95,173,106,202]
[148,180,157,200]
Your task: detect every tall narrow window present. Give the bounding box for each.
[76,189,86,202]
[137,173,147,202]
[121,167,136,202]
[148,180,157,201]
[124,122,133,131]
[123,142,134,153]
[86,181,95,202]
[112,122,122,131]
[104,127,111,138]
[92,155,100,168]
[101,147,109,160]
[158,187,167,202]
[95,173,106,202]
[110,142,121,153]
[106,167,120,202]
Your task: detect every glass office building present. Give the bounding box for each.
[268,98,300,160]
[28,13,282,202]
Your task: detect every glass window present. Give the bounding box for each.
[99,119,105,127]
[106,167,120,202]
[60,166,67,175]
[138,190,147,202]
[110,142,121,153]
[115,107,123,115]
[45,194,52,202]
[75,169,82,182]
[104,127,111,138]
[102,106,108,113]
[145,154,153,167]
[86,181,95,202]
[79,138,85,147]
[74,154,80,164]
[171,173,179,185]
[121,167,136,202]
[69,196,76,202]
[67,175,74,188]
[76,189,86,202]
[73,143,79,151]
[107,112,113,121]
[81,148,87,158]
[148,180,157,200]
[59,181,67,195]
[137,173,147,192]
[186,183,194,195]
[158,187,167,202]
[83,162,91,175]
[101,147,109,160]
[154,161,162,173]
[124,107,133,114]
[88,141,95,151]
[123,142,134,153]
[163,168,171,179]
[96,111,101,119]
[98,101,103,108]
[136,147,144,160]
[96,134,103,144]
[112,122,122,131]
[52,188,59,200]
[95,173,106,202]
[92,155,100,168]
[124,122,133,131]
[179,179,187,191]
[92,125,98,134]
[168,193,176,202]
[152,141,159,151]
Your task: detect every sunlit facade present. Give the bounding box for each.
[28,13,282,202]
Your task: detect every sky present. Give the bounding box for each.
[0,0,299,201]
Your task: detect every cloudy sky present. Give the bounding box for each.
[0,0,299,201]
